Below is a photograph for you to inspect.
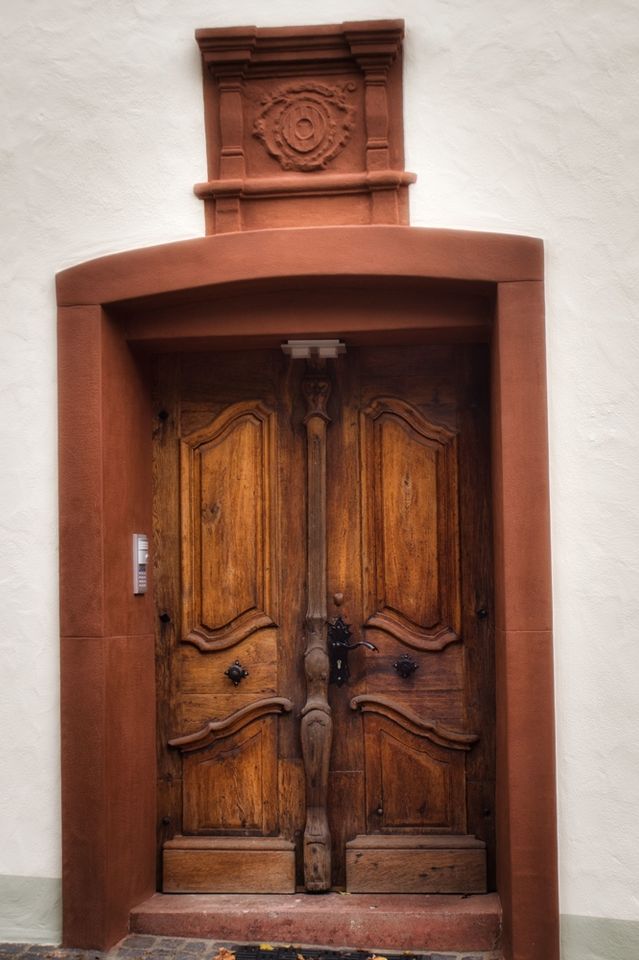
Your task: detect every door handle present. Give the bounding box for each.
[328,615,377,686]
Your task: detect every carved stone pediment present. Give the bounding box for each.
[194,20,415,233]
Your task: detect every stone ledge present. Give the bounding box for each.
[129,894,502,954]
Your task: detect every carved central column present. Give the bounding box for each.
[300,361,333,891]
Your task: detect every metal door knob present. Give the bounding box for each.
[393,653,418,679]
[224,659,249,686]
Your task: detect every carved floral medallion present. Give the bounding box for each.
[253,82,356,172]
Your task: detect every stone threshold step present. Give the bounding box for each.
[130,893,502,954]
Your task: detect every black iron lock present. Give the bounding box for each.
[328,615,377,686]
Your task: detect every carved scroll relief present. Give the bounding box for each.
[360,397,462,650]
[180,400,278,651]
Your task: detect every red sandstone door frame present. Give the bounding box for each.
[57,225,559,960]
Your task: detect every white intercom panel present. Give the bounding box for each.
[132,533,149,595]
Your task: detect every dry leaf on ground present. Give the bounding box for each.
[212,948,236,960]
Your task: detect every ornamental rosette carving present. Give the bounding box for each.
[253,82,357,172]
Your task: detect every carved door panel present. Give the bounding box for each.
[154,344,494,894]
[155,350,306,894]
[326,347,493,893]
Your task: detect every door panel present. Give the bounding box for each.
[374,728,460,830]
[325,345,493,889]
[180,399,278,650]
[154,344,494,893]
[359,396,460,649]
[154,351,301,892]
[353,699,473,834]
[182,718,277,834]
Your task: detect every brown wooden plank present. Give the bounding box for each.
[178,631,278,696]
[165,836,295,849]
[467,778,496,891]
[153,354,183,857]
[346,835,486,894]
[156,776,182,884]
[176,693,283,735]
[363,638,464,692]
[275,357,306,760]
[326,350,367,777]
[327,771,366,888]
[346,833,485,849]
[278,759,306,888]
[366,691,466,727]
[163,838,295,893]
[457,345,496,883]
[358,345,460,417]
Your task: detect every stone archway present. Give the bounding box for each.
[57,225,558,960]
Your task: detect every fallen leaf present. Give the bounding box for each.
[212,948,236,960]
[369,955,389,960]
[259,945,275,952]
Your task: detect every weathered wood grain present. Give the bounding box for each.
[153,354,183,873]
[164,836,295,893]
[300,362,333,891]
[153,344,495,893]
[346,834,486,893]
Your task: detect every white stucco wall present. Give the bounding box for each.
[1,1,638,955]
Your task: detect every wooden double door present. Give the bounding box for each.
[154,343,494,894]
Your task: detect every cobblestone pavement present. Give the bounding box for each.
[0,938,503,960]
